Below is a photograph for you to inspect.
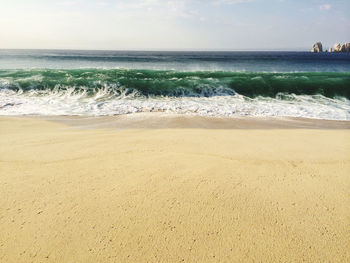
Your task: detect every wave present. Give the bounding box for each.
[0,69,349,120]
[1,69,349,98]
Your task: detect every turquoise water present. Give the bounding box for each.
[1,50,350,119]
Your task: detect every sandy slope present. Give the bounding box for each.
[1,116,349,262]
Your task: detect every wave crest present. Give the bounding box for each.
[1,69,349,98]
[1,69,350,120]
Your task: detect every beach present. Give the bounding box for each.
[1,115,349,262]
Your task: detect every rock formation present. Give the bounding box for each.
[334,43,342,52]
[344,43,350,52]
[311,42,350,53]
[341,44,346,52]
[311,42,323,52]
[333,43,350,52]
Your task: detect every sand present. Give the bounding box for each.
[38,113,350,130]
[1,115,349,262]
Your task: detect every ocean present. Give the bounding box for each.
[0,49,349,120]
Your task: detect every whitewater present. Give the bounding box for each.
[0,50,349,120]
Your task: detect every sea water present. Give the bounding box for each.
[0,50,349,120]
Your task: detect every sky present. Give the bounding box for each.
[0,0,349,50]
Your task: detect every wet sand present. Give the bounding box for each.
[37,113,350,130]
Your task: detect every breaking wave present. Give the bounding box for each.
[0,69,349,120]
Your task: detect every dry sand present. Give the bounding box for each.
[1,115,350,262]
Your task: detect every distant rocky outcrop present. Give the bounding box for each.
[334,43,342,52]
[311,42,350,53]
[311,42,323,52]
[333,43,350,52]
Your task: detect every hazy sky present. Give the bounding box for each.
[1,0,349,50]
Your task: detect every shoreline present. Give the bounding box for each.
[3,113,350,129]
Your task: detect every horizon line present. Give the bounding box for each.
[0,47,312,52]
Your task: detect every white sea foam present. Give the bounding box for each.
[0,88,349,120]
